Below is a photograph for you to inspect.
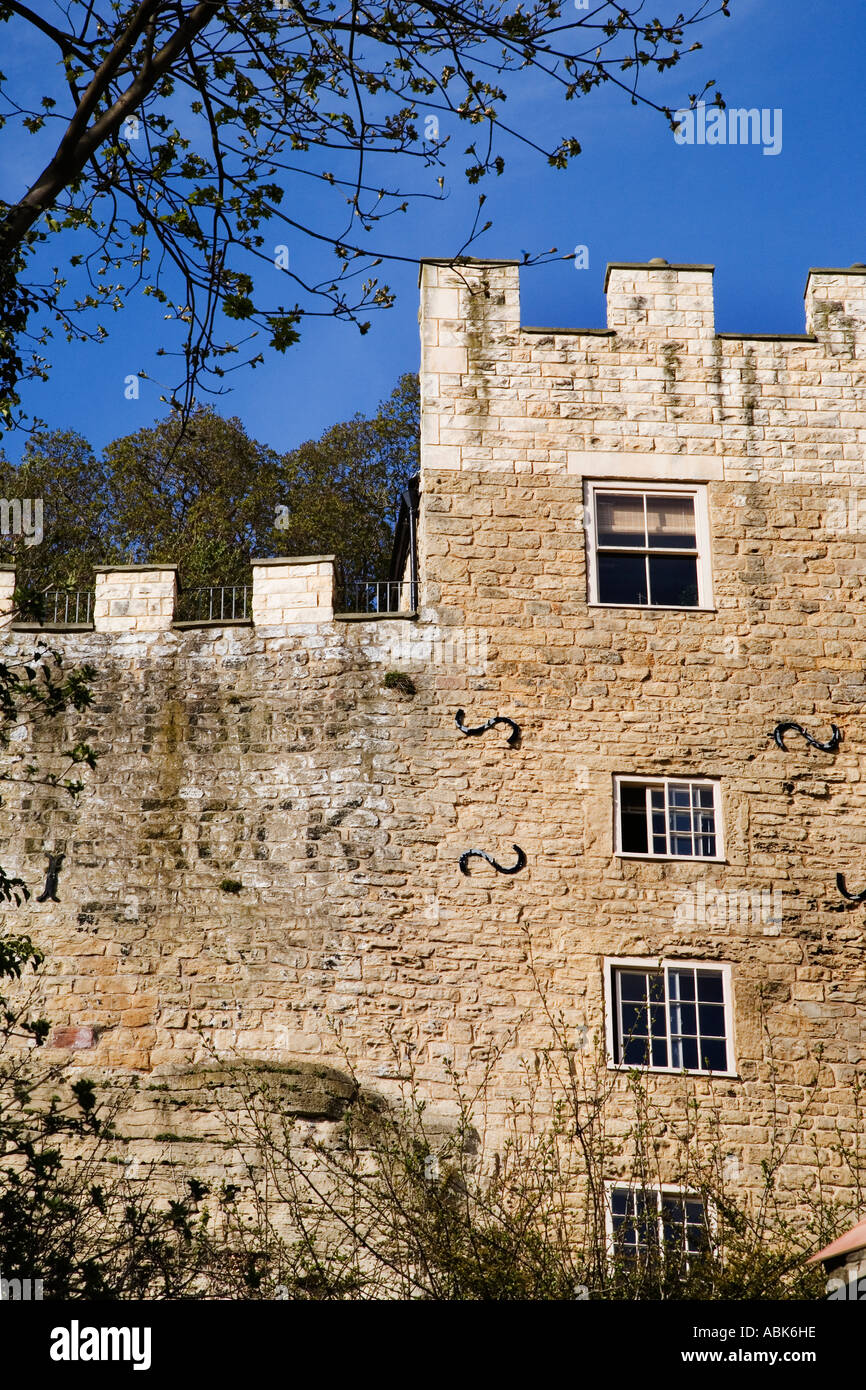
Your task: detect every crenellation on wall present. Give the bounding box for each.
[604,261,716,341]
[805,266,866,339]
[418,258,866,482]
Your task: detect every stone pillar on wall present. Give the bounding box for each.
[805,266,866,342]
[418,257,521,472]
[604,260,715,344]
[251,556,335,626]
[93,565,177,632]
[0,566,16,621]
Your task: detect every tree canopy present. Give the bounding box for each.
[0,1,729,426]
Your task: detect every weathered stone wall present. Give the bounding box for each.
[4,257,866,1203]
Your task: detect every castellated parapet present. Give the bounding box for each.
[5,258,866,1205]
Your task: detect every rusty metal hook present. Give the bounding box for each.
[459,845,527,877]
[837,874,866,904]
[773,722,843,753]
[455,709,520,746]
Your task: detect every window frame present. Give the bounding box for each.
[603,956,736,1078]
[604,1180,714,1266]
[613,774,725,862]
[584,479,714,610]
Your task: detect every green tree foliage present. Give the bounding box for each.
[276,369,419,587]
[0,1,729,425]
[0,430,116,588]
[0,372,419,590]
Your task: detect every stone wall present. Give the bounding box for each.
[4,258,866,1204]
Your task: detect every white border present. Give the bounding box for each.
[584,478,715,610]
[613,774,725,862]
[602,955,737,1078]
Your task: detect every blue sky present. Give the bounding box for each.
[6,0,866,458]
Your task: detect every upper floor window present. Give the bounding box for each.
[614,775,723,860]
[585,482,713,609]
[608,1184,709,1265]
[604,958,734,1075]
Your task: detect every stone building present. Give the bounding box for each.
[4,257,866,1245]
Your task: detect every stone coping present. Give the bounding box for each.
[172,619,253,631]
[93,563,179,573]
[603,261,715,289]
[334,611,418,623]
[10,622,95,632]
[250,555,335,566]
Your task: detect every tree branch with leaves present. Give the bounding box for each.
[0,0,730,426]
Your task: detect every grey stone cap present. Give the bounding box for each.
[603,261,715,290]
[250,555,335,566]
[521,326,817,343]
[806,266,866,277]
[418,256,520,283]
[93,563,178,573]
[716,332,818,342]
[522,326,615,336]
[418,255,521,267]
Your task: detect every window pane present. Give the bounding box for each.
[598,553,648,605]
[611,1189,630,1218]
[619,971,648,1002]
[673,1036,699,1070]
[670,970,696,1002]
[646,495,696,549]
[661,1195,685,1241]
[684,1199,707,1251]
[620,784,649,853]
[649,1002,667,1037]
[621,1002,648,1037]
[648,554,699,607]
[698,1003,726,1037]
[623,1035,651,1066]
[697,971,724,1003]
[700,1037,728,1072]
[670,1002,697,1036]
[597,493,645,547]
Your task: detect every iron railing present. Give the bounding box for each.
[175,585,251,623]
[338,579,418,615]
[22,589,95,626]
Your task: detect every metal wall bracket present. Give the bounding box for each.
[36,852,65,903]
[455,709,520,746]
[459,845,526,877]
[836,873,866,904]
[773,722,843,752]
